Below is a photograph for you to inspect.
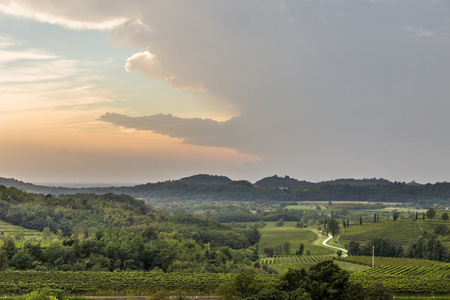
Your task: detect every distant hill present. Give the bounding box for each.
[254,175,391,188]
[1,175,449,203]
[254,175,316,188]
[178,174,232,185]
[0,178,63,194]
[321,178,392,186]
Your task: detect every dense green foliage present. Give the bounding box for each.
[0,185,267,273]
[347,238,404,258]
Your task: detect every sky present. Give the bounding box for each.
[1,0,450,185]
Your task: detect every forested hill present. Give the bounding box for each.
[1,175,450,203]
[0,185,263,272]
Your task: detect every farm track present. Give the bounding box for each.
[321,234,348,256]
[313,231,323,245]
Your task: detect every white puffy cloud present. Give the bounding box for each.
[109,19,152,48]
[125,51,164,79]
[125,50,207,92]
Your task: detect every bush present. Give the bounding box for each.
[365,282,393,300]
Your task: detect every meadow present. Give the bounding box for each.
[258,221,335,256]
[0,220,48,243]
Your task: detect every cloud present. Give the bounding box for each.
[125,51,164,79]
[3,0,450,182]
[405,26,436,37]
[109,19,152,48]
[0,0,127,29]
[99,112,243,148]
[0,36,114,115]
[124,50,208,92]
[100,0,450,182]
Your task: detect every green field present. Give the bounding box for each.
[338,218,448,247]
[336,256,450,278]
[284,205,327,210]
[259,222,335,256]
[260,255,369,274]
[0,220,47,242]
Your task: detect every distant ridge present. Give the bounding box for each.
[178,174,232,185]
[0,175,397,193]
[2,175,448,203]
[254,175,316,188]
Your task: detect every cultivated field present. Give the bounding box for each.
[339,217,449,247]
[0,220,47,242]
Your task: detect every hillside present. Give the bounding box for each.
[2,175,450,204]
[0,185,263,272]
[254,175,316,188]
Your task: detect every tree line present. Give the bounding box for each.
[0,185,271,273]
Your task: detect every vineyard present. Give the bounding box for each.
[0,271,278,295]
[260,255,333,266]
[336,256,450,278]
[0,261,449,296]
[351,274,450,295]
[339,218,447,247]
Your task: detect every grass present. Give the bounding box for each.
[333,260,370,273]
[259,223,335,256]
[0,220,50,244]
[285,205,328,210]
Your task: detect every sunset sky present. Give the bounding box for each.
[1,0,450,185]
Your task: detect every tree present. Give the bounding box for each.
[392,211,399,221]
[365,282,393,300]
[276,218,285,227]
[0,250,8,271]
[426,208,436,220]
[279,261,365,300]
[1,237,17,260]
[231,272,261,298]
[327,219,340,237]
[263,246,275,257]
[296,243,305,256]
[283,242,291,255]
[442,212,449,221]
[347,241,361,256]
[9,249,33,270]
[307,260,354,300]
